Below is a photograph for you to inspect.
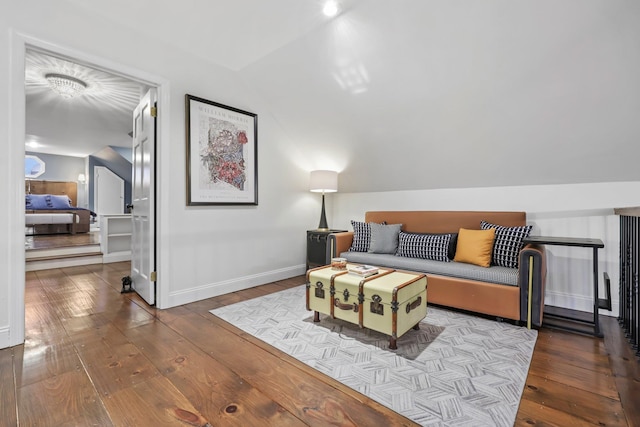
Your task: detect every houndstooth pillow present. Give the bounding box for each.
[396,232,453,262]
[349,220,386,252]
[480,220,532,268]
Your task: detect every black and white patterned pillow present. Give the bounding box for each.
[396,232,453,262]
[480,220,532,268]
[349,220,387,252]
[349,220,373,252]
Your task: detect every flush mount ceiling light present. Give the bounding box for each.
[323,0,340,17]
[44,73,87,98]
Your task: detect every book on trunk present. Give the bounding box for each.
[348,265,379,277]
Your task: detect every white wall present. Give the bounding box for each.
[0,1,318,348]
[331,181,640,318]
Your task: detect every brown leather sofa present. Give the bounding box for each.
[328,211,546,327]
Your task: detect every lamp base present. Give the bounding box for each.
[318,193,329,230]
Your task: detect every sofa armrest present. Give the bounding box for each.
[327,232,354,260]
[519,244,547,327]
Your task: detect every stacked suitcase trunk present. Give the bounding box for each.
[306,265,427,349]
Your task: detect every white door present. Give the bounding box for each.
[131,89,157,305]
[94,166,125,215]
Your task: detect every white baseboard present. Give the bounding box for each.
[167,265,307,308]
[545,290,618,318]
[0,326,10,350]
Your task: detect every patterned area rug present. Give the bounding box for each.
[210,285,537,426]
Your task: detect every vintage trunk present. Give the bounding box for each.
[306,265,345,320]
[306,265,428,349]
[331,268,394,326]
[360,271,427,349]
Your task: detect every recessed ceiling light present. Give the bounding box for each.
[26,141,39,148]
[323,0,340,17]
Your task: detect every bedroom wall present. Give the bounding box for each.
[0,1,317,348]
[25,151,85,182]
[24,151,86,208]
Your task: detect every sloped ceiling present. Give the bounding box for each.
[237,1,640,192]
[26,1,640,192]
[59,0,360,71]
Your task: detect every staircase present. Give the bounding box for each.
[26,243,103,272]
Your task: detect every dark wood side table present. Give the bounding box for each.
[523,235,605,337]
[306,229,347,271]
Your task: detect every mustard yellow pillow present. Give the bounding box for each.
[453,228,496,267]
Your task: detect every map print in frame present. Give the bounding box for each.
[186,94,258,205]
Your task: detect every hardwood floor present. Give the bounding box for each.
[1,262,638,426]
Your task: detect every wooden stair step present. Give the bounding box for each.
[25,244,101,260]
[26,251,104,272]
[27,251,103,262]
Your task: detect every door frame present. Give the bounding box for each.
[8,31,171,346]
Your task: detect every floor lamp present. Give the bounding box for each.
[310,170,338,230]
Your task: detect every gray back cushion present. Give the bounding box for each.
[368,223,402,254]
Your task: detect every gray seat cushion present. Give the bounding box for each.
[340,252,519,287]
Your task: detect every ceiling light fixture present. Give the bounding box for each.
[44,73,87,98]
[323,0,340,17]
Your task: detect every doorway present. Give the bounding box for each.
[8,32,168,347]
[24,49,137,272]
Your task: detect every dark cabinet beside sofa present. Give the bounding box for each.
[306,229,347,270]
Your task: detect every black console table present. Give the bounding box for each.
[523,235,605,337]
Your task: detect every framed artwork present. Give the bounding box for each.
[185,94,258,205]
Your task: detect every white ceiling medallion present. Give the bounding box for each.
[44,73,88,98]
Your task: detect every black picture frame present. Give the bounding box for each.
[185,94,258,205]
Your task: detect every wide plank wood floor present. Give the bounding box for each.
[1,262,638,426]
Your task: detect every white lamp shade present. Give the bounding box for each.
[78,173,86,183]
[310,170,338,193]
